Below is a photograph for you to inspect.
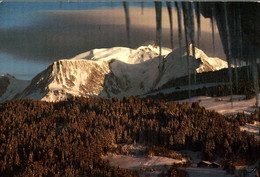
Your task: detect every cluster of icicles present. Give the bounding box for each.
[122,1,258,107]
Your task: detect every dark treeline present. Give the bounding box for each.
[147,64,260,102]
[148,65,260,102]
[148,79,256,102]
[158,64,260,90]
[0,96,259,176]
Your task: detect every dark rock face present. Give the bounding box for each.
[200,2,260,61]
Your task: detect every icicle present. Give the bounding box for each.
[153,2,163,88]
[234,57,239,94]
[155,1,162,60]
[194,2,201,48]
[210,5,216,56]
[182,2,191,100]
[223,3,233,105]
[123,2,131,48]
[237,7,249,80]
[233,10,239,94]
[59,1,63,9]
[237,7,243,65]
[141,2,144,15]
[175,2,183,58]
[188,2,196,85]
[246,58,250,80]
[251,59,259,107]
[166,2,174,52]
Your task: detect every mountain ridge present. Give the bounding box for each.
[2,44,228,102]
[0,74,30,103]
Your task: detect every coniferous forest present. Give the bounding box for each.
[0,96,259,176]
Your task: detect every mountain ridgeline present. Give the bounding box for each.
[1,44,228,103]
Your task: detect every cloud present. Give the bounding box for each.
[0,7,225,63]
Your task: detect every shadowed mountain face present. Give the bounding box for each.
[201,2,260,61]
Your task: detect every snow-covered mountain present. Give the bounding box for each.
[11,44,228,102]
[157,45,228,87]
[0,74,30,103]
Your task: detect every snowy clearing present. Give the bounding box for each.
[103,155,185,169]
[103,154,186,177]
[179,94,259,115]
[102,144,186,177]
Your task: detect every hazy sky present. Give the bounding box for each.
[0,1,225,79]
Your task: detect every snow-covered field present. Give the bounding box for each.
[102,144,186,177]
[104,154,186,177]
[179,94,259,115]
[180,94,260,139]
[103,154,186,177]
[103,154,185,169]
